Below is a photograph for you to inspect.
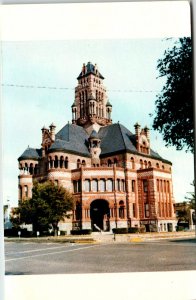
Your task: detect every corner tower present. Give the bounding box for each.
[72,62,112,133]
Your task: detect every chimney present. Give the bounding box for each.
[49,123,56,141]
[134,122,141,151]
[144,126,150,142]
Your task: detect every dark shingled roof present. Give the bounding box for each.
[18,123,171,164]
[18,147,41,161]
[49,123,90,157]
[98,123,168,162]
[77,62,104,80]
[50,122,170,163]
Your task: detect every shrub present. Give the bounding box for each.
[128,227,139,233]
[176,226,184,232]
[112,228,128,234]
[71,229,92,235]
[139,226,146,233]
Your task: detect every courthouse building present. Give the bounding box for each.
[18,62,177,233]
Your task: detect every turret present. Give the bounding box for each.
[88,130,101,166]
[49,123,56,141]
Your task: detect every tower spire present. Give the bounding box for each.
[72,62,112,130]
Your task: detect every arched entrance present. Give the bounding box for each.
[90,199,110,231]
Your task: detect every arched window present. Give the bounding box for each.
[29,163,33,175]
[156,163,160,169]
[24,185,28,198]
[144,160,147,169]
[114,158,118,167]
[148,161,151,168]
[82,160,86,167]
[54,156,58,168]
[131,157,135,169]
[77,159,81,168]
[65,157,68,169]
[108,159,112,167]
[119,201,125,219]
[60,156,64,168]
[140,159,143,169]
[25,162,28,172]
[34,164,38,175]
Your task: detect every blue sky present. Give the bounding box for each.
[2,38,194,207]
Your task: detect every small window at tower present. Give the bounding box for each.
[143,180,148,192]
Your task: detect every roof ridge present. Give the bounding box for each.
[117,123,127,150]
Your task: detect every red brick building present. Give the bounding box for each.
[18,62,177,233]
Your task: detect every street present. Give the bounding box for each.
[5,238,196,275]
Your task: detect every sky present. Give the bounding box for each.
[1,2,194,207]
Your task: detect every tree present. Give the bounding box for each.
[153,37,193,152]
[12,181,74,236]
[185,181,195,210]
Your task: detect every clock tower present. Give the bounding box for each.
[72,62,112,134]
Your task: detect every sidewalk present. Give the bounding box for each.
[4,231,196,244]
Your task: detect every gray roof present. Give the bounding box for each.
[18,147,41,161]
[49,123,90,157]
[98,123,168,162]
[77,62,104,80]
[18,122,171,164]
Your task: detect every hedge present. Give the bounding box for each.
[70,229,92,235]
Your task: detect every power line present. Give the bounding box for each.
[1,83,160,93]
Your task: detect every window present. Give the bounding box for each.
[65,157,68,169]
[114,158,118,166]
[132,203,136,218]
[143,180,148,192]
[108,159,112,167]
[121,180,125,192]
[117,179,121,191]
[140,159,143,169]
[19,186,22,199]
[119,201,125,219]
[107,179,113,191]
[132,180,135,192]
[145,203,150,218]
[60,156,64,168]
[73,181,77,193]
[92,179,98,192]
[100,179,106,192]
[77,159,81,168]
[156,163,160,168]
[24,185,28,198]
[131,157,135,169]
[144,160,147,169]
[78,180,81,192]
[54,156,58,168]
[85,179,90,192]
[157,179,159,192]
[148,161,151,168]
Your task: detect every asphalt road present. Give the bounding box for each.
[5,239,196,275]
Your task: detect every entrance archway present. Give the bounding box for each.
[90,199,110,231]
